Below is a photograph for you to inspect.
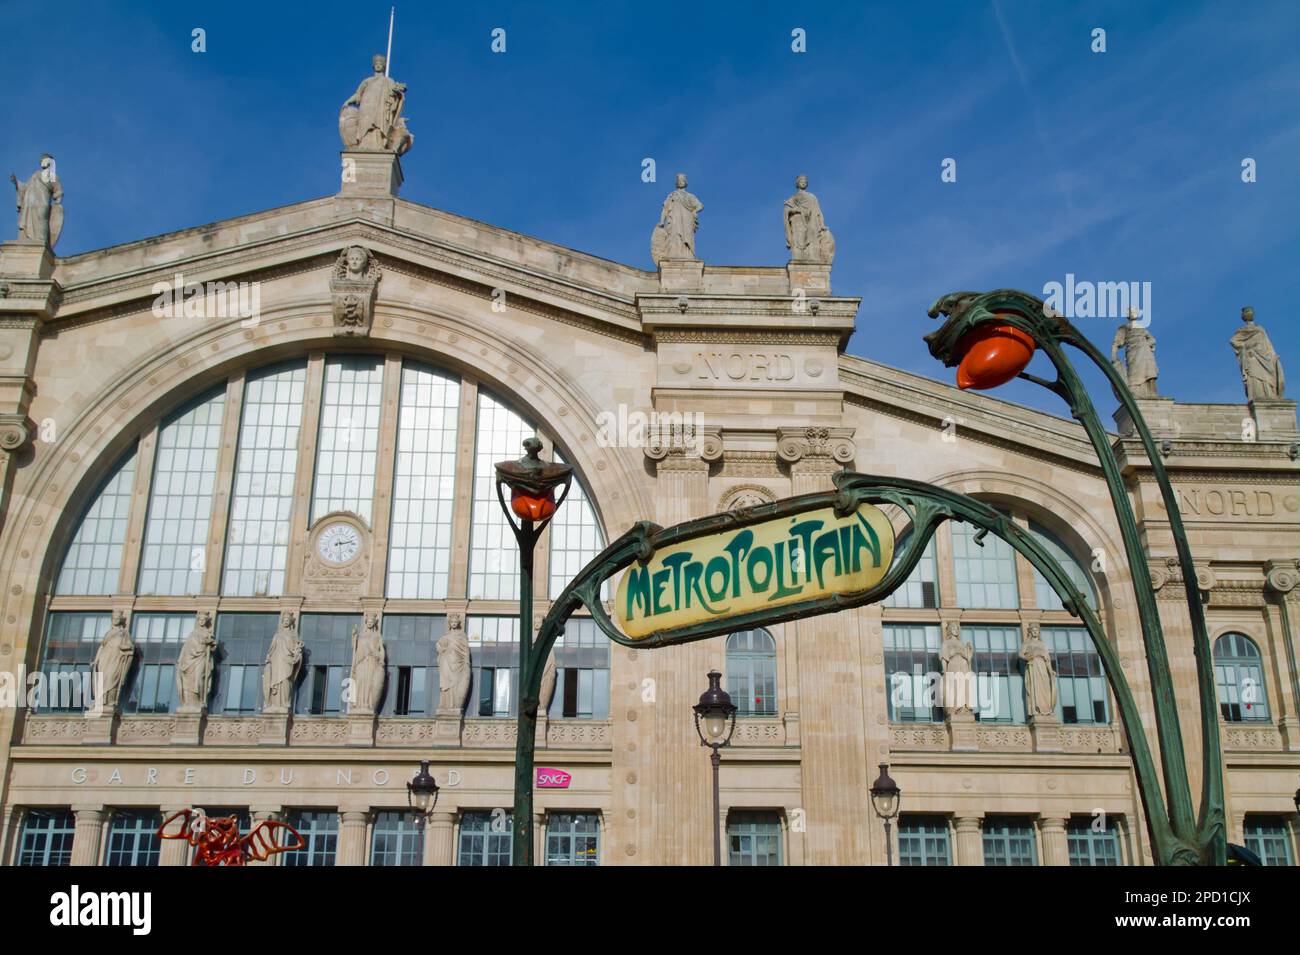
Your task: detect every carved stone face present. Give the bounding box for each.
[372,55,386,73]
[796,175,808,190]
[346,248,367,276]
[675,174,687,189]
[1242,307,1255,323]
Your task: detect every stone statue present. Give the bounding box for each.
[339,54,413,155]
[1230,307,1285,400]
[175,611,217,713]
[650,173,703,264]
[1110,311,1159,398]
[436,613,471,715]
[783,174,834,264]
[348,612,386,715]
[1019,624,1058,719]
[91,612,134,713]
[330,245,381,337]
[262,612,304,714]
[539,655,558,717]
[10,155,63,248]
[939,621,974,714]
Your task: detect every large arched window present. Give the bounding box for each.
[881,501,1111,729]
[1214,633,1270,722]
[726,629,777,717]
[41,353,608,720]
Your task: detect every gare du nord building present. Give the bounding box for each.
[0,106,1297,868]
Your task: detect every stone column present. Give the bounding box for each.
[777,428,871,865]
[338,811,370,866]
[953,814,983,866]
[70,807,106,866]
[159,807,191,866]
[1040,816,1070,866]
[641,445,715,865]
[424,811,455,866]
[533,811,546,864]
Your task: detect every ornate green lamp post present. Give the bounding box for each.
[924,288,1225,865]
[692,670,738,866]
[494,437,572,866]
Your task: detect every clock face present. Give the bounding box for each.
[316,522,361,565]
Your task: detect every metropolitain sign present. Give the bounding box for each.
[615,503,894,638]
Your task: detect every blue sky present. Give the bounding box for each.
[4,0,1296,415]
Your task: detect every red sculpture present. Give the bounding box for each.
[159,809,305,866]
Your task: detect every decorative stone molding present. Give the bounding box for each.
[545,720,613,748]
[1058,725,1122,754]
[1152,556,1214,600]
[644,425,722,465]
[1221,722,1283,751]
[1265,559,1300,595]
[375,719,440,746]
[718,483,777,513]
[0,415,32,453]
[290,717,351,744]
[731,719,785,747]
[203,717,270,745]
[117,716,178,744]
[888,724,948,751]
[22,716,89,744]
[329,245,381,337]
[975,726,1032,751]
[462,719,518,747]
[776,426,855,466]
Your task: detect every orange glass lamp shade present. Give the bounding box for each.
[954,323,1036,390]
[510,487,558,522]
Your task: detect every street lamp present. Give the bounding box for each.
[406,759,440,824]
[495,436,572,865]
[926,290,1227,865]
[693,669,738,866]
[869,762,901,866]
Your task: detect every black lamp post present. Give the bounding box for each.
[693,670,738,866]
[1293,786,1299,816]
[869,762,901,866]
[495,437,572,865]
[406,759,440,824]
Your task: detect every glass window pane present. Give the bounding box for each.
[468,392,533,600]
[55,449,137,596]
[223,362,306,596]
[951,522,1019,609]
[138,390,226,595]
[312,356,384,523]
[387,363,460,598]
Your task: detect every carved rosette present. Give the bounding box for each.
[330,245,381,337]
[776,426,856,471]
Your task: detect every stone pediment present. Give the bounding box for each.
[40,198,658,341]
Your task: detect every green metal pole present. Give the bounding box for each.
[511,524,539,866]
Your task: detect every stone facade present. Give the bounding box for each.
[0,152,1296,867]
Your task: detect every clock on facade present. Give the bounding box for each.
[316,521,362,565]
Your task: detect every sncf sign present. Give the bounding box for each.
[536,768,571,789]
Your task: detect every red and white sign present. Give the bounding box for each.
[535,767,571,789]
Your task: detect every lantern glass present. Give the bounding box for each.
[702,712,728,742]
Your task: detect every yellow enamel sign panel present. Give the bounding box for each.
[616,503,895,639]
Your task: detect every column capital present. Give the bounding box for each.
[340,810,370,825]
[72,805,107,819]
[952,814,983,831]
[1039,816,1068,830]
